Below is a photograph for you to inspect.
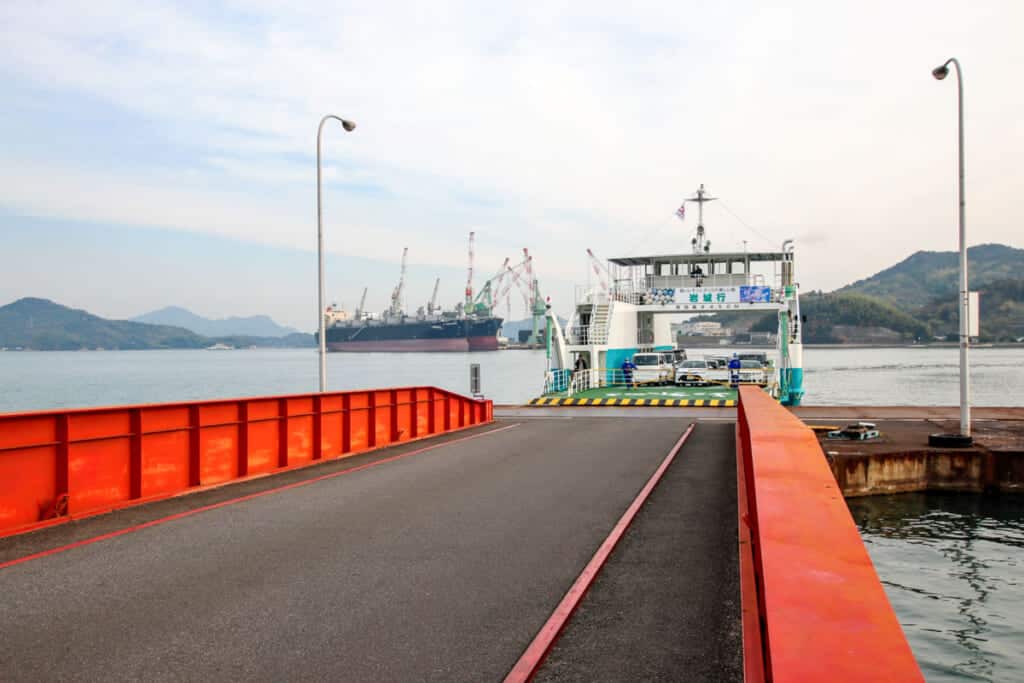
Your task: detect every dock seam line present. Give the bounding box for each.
[503,421,697,683]
[0,423,521,572]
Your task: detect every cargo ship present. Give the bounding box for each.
[324,313,502,352]
[322,241,506,353]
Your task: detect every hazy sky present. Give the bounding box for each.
[1,1,1021,330]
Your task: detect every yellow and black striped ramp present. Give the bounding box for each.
[528,397,737,407]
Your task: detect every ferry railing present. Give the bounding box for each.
[566,368,675,396]
[0,387,493,539]
[568,325,609,346]
[543,369,570,394]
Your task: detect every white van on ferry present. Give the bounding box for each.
[631,352,675,385]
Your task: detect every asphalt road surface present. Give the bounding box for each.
[0,416,739,682]
[535,421,741,682]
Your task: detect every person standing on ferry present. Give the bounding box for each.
[728,353,741,387]
[621,357,637,390]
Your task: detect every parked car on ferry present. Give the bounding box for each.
[676,359,711,386]
[737,352,769,367]
[738,360,770,386]
[631,352,675,385]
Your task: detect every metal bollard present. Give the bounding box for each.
[470,363,482,399]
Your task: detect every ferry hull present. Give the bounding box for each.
[327,338,469,352]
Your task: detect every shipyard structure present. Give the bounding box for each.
[321,234,546,352]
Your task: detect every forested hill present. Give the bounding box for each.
[0,298,315,350]
[838,244,1024,309]
[0,298,206,350]
[699,243,1024,343]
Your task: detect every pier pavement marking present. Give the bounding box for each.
[0,423,521,573]
[503,422,697,683]
[526,397,739,408]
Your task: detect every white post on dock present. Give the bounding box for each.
[932,58,970,438]
[316,114,357,392]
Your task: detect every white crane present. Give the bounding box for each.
[356,287,368,319]
[390,247,408,317]
[464,232,475,315]
[428,277,441,315]
[586,248,610,294]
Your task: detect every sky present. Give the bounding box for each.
[1,1,1022,330]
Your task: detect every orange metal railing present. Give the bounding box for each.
[736,386,922,682]
[0,387,493,539]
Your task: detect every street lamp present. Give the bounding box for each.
[316,114,357,392]
[932,58,971,440]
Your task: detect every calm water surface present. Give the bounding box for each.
[849,494,1024,682]
[0,345,1022,411]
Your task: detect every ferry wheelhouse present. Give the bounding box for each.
[540,185,805,406]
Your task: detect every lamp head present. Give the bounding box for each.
[932,64,949,80]
[341,119,357,132]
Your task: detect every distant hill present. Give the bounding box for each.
[696,243,1024,343]
[747,293,932,344]
[0,298,206,350]
[132,306,299,338]
[917,277,1024,341]
[838,243,1024,310]
[0,298,315,350]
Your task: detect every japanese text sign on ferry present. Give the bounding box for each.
[662,286,772,305]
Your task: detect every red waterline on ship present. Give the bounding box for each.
[327,338,470,352]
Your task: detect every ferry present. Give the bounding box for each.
[537,184,805,407]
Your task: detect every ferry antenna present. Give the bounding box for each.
[684,183,717,254]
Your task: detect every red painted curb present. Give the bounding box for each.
[0,423,520,572]
[503,422,697,683]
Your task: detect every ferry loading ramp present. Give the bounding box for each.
[0,388,921,681]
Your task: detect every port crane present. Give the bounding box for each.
[427,278,441,315]
[463,232,475,316]
[520,248,548,346]
[389,247,408,317]
[586,248,610,294]
[355,287,368,320]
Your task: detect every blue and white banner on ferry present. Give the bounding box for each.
[645,286,773,305]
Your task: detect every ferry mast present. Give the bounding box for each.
[684,183,716,254]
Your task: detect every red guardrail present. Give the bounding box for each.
[0,387,493,539]
[736,386,922,682]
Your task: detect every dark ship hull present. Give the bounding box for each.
[467,317,503,351]
[325,316,502,352]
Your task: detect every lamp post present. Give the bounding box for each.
[932,58,970,439]
[316,114,356,392]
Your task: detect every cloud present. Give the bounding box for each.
[1,0,1022,305]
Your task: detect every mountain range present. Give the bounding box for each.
[131,306,299,338]
[0,299,313,350]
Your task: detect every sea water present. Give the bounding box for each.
[0,345,1021,411]
[849,494,1024,682]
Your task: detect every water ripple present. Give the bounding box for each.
[849,493,1024,682]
